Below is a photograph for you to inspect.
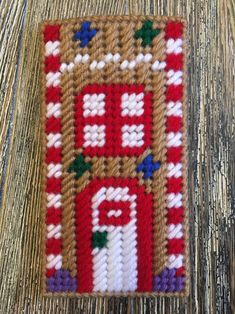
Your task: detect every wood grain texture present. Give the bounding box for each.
[0,0,234,313]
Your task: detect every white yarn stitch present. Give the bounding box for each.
[82,54,90,63]
[91,209,99,219]
[106,187,123,201]
[122,212,138,291]
[120,53,152,70]
[107,227,123,292]
[167,101,182,117]
[92,248,108,292]
[167,193,183,208]
[83,125,106,148]
[77,53,90,64]
[104,53,113,62]
[167,224,183,239]
[47,133,61,148]
[60,53,166,73]
[46,72,61,87]
[168,254,184,269]
[120,60,129,70]
[135,53,144,63]
[92,187,107,204]
[45,41,60,56]
[83,93,105,117]
[122,124,144,133]
[93,225,109,232]
[91,187,108,232]
[167,163,182,178]
[107,210,122,218]
[128,60,136,69]
[60,63,67,72]
[90,60,98,70]
[113,53,121,63]
[121,92,144,117]
[47,193,61,208]
[60,62,75,72]
[92,199,106,217]
[47,163,62,178]
[60,55,90,72]
[47,224,62,239]
[122,189,134,202]
[47,254,62,269]
[91,186,133,224]
[143,53,153,62]
[166,38,183,54]
[167,132,182,147]
[97,60,106,69]
[151,60,166,71]
[167,70,183,85]
[121,124,144,147]
[46,102,61,118]
[68,62,75,72]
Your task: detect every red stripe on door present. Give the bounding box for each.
[75,188,93,292]
[136,186,153,292]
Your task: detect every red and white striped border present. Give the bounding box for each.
[165,21,186,276]
[43,25,63,278]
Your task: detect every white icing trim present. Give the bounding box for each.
[59,53,166,74]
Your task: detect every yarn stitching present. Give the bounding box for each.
[42,17,188,295]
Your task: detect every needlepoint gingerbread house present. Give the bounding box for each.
[41,16,189,296]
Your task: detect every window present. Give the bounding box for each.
[75,84,152,156]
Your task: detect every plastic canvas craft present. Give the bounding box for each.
[41,16,189,296]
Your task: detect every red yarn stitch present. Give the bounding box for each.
[167,207,184,224]
[46,147,62,163]
[167,177,183,194]
[75,188,93,292]
[46,117,62,133]
[176,266,185,276]
[167,147,183,163]
[44,25,60,42]
[98,200,131,226]
[46,86,61,103]
[166,116,182,132]
[136,192,153,292]
[165,21,183,39]
[166,85,183,102]
[45,56,61,73]
[46,207,62,225]
[46,238,62,255]
[167,239,184,254]
[165,53,183,71]
[46,268,56,277]
[46,178,62,194]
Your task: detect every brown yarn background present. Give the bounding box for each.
[53,15,188,295]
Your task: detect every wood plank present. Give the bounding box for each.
[0,0,27,208]
[0,0,234,313]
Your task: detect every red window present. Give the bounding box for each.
[74,84,152,157]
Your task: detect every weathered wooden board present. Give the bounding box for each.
[0,0,234,313]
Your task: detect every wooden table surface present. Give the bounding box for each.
[0,1,234,313]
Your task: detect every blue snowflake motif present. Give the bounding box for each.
[73,21,98,47]
[136,154,161,179]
